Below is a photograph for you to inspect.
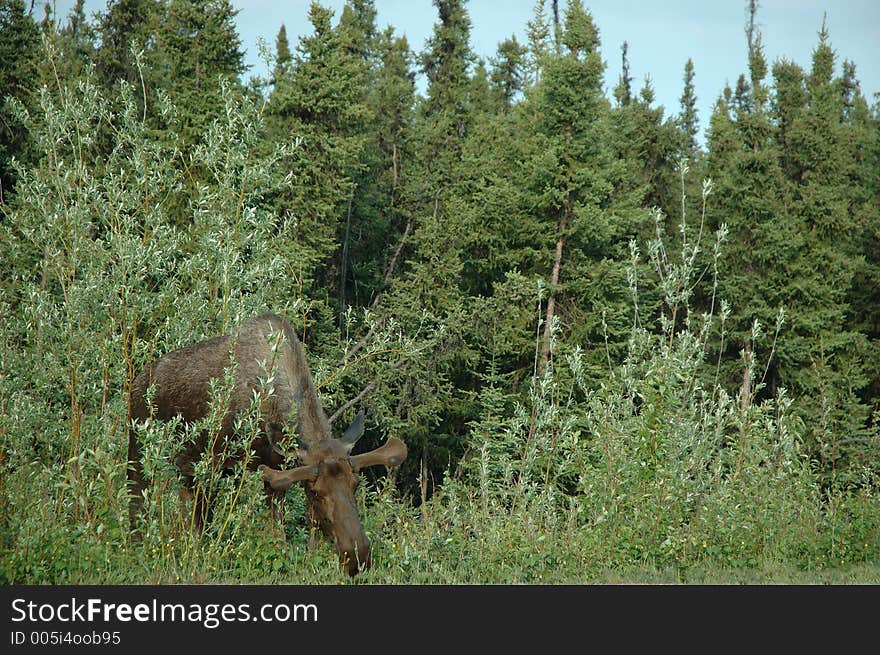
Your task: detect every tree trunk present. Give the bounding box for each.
[539,213,567,374]
[339,196,354,331]
[551,0,562,54]
[740,341,752,412]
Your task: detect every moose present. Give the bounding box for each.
[127,312,407,576]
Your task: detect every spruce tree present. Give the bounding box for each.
[334,1,379,322]
[340,26,415,319]
[30,0,96,99]
[154,0,245,149]
[852,98,880,440]
[338,0,377,62]
[271,24,292,87]
[706,17,873,471]
[371,27,414,209]
[776,22,870,465]
[677,58,699,160]
[418,0,475,181]
[94,0,160,91]
[612,41,633,107]
[468,58,494,116]
[771,58,806,181]
[263,1,368,337]
[365,0,479,489]
[525,0,550,87]
[707,34,794,411]
[0,0,40,201]
[490,36,526,111]
[522,0,639,376]
[56,0,96,79]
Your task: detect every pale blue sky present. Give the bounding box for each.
[53,1,880,142]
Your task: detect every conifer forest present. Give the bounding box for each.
[1,0,878,583]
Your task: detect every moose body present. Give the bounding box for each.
[127,312,406,575]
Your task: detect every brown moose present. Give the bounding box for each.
[127,312,407,576]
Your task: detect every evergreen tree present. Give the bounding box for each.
[490,36,526,111]
[263,1,368,333]
[706,88,737,161]
[525,0,550,87]
[337,26,416,320]
[0,0,40,202]
[707,33,794,412]
[418,0,474,180]
[611,73,680,225]
[371,28,414,206]
[154,0,245,149]
[30,0,96,98]
[56,0,96,79]
[367,0,478,486]
[522,0,639,375]
[334,1,380,322]
[95,0,161,89]
[612,41,633,107]
[338,0,377,62]
[468,58,494,115]
[852,98,880,435]
[771,58,806,181]
[775,22,870,464]
[705,16,874,471]
[271,23,292,87]
[678,58,699,159]
[397,0,476,303]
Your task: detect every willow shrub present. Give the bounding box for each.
[458,171,880,574]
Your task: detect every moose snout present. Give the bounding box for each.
[339,536,371,576]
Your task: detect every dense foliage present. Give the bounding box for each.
[1,0,878,583]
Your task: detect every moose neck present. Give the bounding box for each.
[282,323,332,450]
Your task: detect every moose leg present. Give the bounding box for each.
[187,481,214,533]
[176,480,212,535]
[306,501,321,550]
[264,485,287,536]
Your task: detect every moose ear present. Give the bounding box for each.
[340,411,365,451]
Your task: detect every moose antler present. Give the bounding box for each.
[349,438,407,471]
[259,464,319,492]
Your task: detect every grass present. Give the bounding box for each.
[4,470,878,585]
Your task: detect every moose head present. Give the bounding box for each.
[259,413,408,576]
